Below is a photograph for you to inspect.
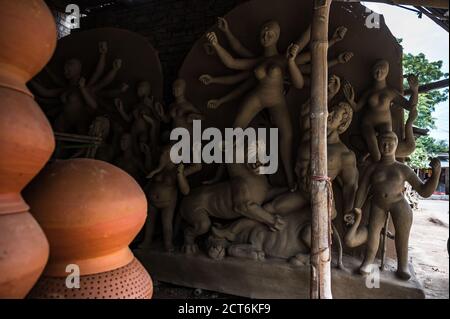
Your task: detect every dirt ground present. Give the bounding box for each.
[153,199,450,299]
[409,199,449,299]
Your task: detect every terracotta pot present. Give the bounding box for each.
[0,213,49,298]
[23,159,148,276]
[0,0,56,298]
[0,0,57,95]
[28,258,153,299]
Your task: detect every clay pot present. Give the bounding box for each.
[23,159,148,276]
[28,258,153,299]
[0,213,49,298]
[0,0,56,298]
[0,0,57,95]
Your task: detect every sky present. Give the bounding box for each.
[362,2,449,143]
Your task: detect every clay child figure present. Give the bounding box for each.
[114,133,152,184]
[343,60,419,161]
[140,144,201,252]
[204,18,353,191]
[169,78,204,133]
[352,131,441,280]
[115,81,168,155]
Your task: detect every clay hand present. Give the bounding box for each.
[113,59,122,70]
[332,26,348,42]
[269,215,286,232]
[286,43,300,61]
[206,32,219,46]
[207,99,222,109]
[430,158,441,171]
[99,41,108,54]
[407,74,419,92]
[343,83,356,104]
[140,143,150,154]
[338,52,354,64]
[78,77,86,88]
[199,74,214,85]
[328,75,341,97]
[120,83,129,92]
[217,17,229,33]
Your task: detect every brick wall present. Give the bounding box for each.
[79,0,248,101]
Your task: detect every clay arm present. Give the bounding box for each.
[177,164,191,196]
[298,52,353,75]
[396,105,418,157]
[88,42,108,86]
[287,44,305,89]
[354,164,376,209]
[406,159,441,198]
[146,149,170,179]
[44,67,66,87]
[344,208,368,248]
[28,80,64,98]
[92,59,122,91]
[343,83,369,113]
[393,75,419,112]
[199,72,251,86]
[217,17,255,58]
[207,32,260,71]
[79,78,97,110]
[99,83,129,98]
[207,77,256,109]
[114,99,132,123]
[184,163,202,177]
[339,153,359,215]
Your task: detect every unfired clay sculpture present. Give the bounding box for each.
[203,18,353,190]
[343,61,419,161]
[350,132,441,280]
[30,41,125,135]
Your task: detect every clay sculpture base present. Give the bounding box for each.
[135,245,425,299]
[28,258,152,299]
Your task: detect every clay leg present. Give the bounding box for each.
[228,239,265,261]
[161,200,177,253]
[233,93,264,129]
[362,124,381,162]
[138,203,159,249]
[269,103,295,190]
[360,204,386,275]
[236,202,285,231]
[390,199,413,280]
[182,208,212,254]
[263,191,308,216]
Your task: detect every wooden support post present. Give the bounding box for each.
[309,0,333,300]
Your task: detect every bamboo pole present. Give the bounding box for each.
[309,0,333,300]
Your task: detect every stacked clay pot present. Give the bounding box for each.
[0,0,57,298]
[24,159,153,299]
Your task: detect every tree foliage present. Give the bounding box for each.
[402,53,449,168]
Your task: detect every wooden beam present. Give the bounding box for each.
[309,0,333,300]
[333,0,449,9]
[404,79,449,95]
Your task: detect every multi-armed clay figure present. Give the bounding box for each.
[343,61,419,161]
[201,17,353,190]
